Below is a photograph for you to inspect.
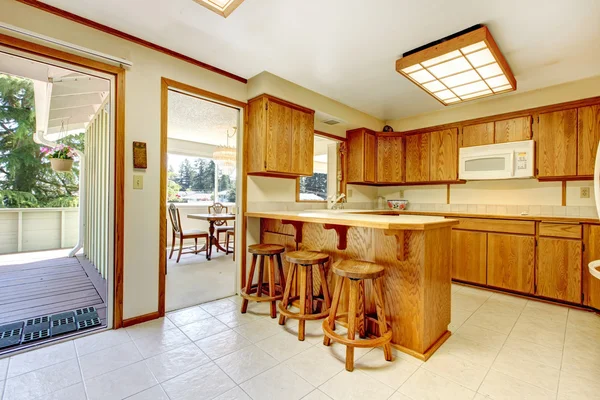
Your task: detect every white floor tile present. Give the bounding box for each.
[354,348,419,390]
[500,336,563,369]
[84,361,157,400]
[226,295,244,306]
[284,346,345,387]
[558,370,600,400]
[422,350,488,391]
[454,324,507,350]
[302,389,333,399]
[75,329,132,357]
[0,357,8,379]
[324,341,373,364]
[215,345,278,384]
[234,319,281,343]
[3,359,81,400]
[79,341,143,380]
[387,392,413,400]
[256,331,314,361]
[463,307,519,334]
[179,317,230,341]
[125,385,170,400]
[144,343,211,382]
[437,335,500,368]
[509,318,565,350]
[8,341,76,378]
[195,329,252,360]
[125,318,176,340]
[478,369,556,400]
[398,368,476,400]
[241,365,314,400]
[166,306,212,327]
[449,307,473,332]
[320,369,396,400]
[213,386,252,400]
[45,382,87,400]
[200,298,239,316]
[216,310,259,328]
[451,292,488,313]
[133,328,191,358]
[161,362,236,400]
[492,349,560,392]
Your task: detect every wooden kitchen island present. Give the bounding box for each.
[246,210,459,360]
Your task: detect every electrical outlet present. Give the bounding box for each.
[133,175,144,190]
[348,189,353,198]
[399,190,404,198]
[581,186,590,199]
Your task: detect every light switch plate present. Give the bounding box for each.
[398,190,404,198]
[581,187,590,198]
[133,175,143,190]
[348,189,353,198]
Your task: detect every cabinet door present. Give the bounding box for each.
[537,110,577,177]
[577,105,600,176]
[494,116,532,143]
[430,128,458,181]
[582,225,600,309]
[451,230,487,284]
[291,109,314,176]
[364,132,377,183]
[377,136,404,183]
[405,133,429,182]
[461,123,494,148]
[266,100,292,173]
[487,233,535,294]
[537,237,582,303]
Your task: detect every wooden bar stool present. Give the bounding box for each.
[279,250,331,341]
[241,244,286,318]
[322,259,392,371]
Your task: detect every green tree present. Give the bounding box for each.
[0,73,83,208]
[167,166,181,202]
[177,159,195,191]
[300,173,328,200]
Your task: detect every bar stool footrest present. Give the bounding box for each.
[241,283,283,302]
[279,297,330,321]
[322,315,392,348]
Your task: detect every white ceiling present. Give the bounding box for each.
[42,0,600,120]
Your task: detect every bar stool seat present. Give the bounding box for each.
[323,259,392,371]
[241,244,286,318]
[279,250,331,341]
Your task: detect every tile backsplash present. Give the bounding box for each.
[406,203,598,219]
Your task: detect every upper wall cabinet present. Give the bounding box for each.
[377,135,404,183]
[537,109,577,178]
[461,122,494,148]
[429,128,458,181]
[347,128,377,183]
[247,94,315,177]
[461,117,531,148]
[577,105,600,176]
[405,133,430,183]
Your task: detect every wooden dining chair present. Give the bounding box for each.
[209,202,233,252]
[168,203,209,263]
[225,223,235,261]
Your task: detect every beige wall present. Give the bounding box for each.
[0,0,247,319]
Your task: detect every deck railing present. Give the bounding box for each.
[0,207,79,254]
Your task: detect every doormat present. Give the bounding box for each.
[0,322,23,349]
[50,311,77,336]
[75,306,101,329]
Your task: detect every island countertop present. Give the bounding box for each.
[245,210,458,230]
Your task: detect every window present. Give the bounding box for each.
[297,134,341,202]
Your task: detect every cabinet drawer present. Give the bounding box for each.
[452,218,535,235]
[539,222,582,239]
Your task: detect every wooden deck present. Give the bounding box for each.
[0,254,106,325]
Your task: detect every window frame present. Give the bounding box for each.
[295,131,347,203]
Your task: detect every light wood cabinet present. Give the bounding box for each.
[405,133,430,182]
[451,230,487,284]
[461,122,494,148]
[430,128,458,181]
[537,109,578,178]
[583,224,600,309]
[247,94,315,177]
[377,135,404,183]
[487,233,535,294]
[346,128,377,183]
[536,237,582,303]
[577,105,600,176]
[494,116,532,143]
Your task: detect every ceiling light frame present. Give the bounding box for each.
[193,0,245,18]
[395,25,516,106]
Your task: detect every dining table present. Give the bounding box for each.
[187,213,236,260]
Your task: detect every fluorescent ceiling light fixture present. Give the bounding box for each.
[396,25,516,106]
[193,0,245,17]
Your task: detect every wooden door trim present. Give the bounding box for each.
[0,31,126,329]
[14,0,247,84]
[159,78,248,316]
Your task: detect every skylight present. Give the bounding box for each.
[193,0,245,18]
[395,25,516,105]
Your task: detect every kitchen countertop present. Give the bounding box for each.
[245,210,458,230]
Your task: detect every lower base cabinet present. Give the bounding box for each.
[536,237,582,303]
[451,230,487,284]
[583,225,600,309]
[487,233,535,294]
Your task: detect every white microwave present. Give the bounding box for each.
[459,140,535,180]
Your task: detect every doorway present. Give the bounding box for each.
[160,79,245,313]
[0,45,117,353]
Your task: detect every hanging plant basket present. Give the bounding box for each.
[50,158,74,172]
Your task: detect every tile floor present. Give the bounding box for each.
[0,284,599,400]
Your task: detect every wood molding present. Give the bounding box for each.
[314,130,347,142]
[159,77,248,314]
[0,31,127,330]
[15,0,247,84]
[323,224,349,250]
[122,311,161,328]
[281,220,304,243]
[247,94,315,115]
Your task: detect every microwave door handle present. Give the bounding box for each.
[509,152,515,177]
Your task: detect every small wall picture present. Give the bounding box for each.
[133,141,147,169]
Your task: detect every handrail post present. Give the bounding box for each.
[17,210,22,252]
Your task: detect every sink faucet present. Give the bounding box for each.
[328,193,346,209]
